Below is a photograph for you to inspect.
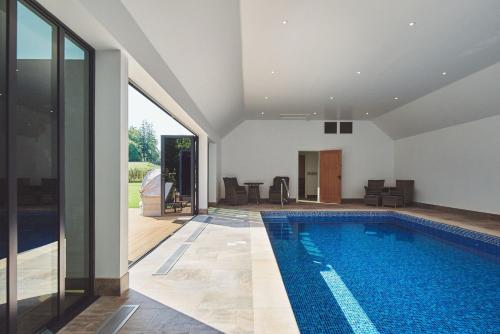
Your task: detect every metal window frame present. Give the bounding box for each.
[3,0,96,332]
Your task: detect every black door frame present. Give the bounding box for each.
[2,0,95,332]
[161,135,199,216]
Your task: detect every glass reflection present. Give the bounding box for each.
[16,1,58,332]
[63,36,90,310]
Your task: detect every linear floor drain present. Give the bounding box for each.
[96,304,139,334]
[186,217,211,242]
[153,244,190,275]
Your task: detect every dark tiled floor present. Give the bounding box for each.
[59,289,222,334]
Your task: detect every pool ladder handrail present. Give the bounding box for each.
[280,178,290,208]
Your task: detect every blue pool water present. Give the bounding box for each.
[262,212,500,334]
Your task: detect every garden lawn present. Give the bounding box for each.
[128,182,141,208]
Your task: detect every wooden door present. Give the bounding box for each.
[319,150,342,203]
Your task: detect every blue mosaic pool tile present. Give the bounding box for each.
[261,211,500,334]
[261,210,500,256]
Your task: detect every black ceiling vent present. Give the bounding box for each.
[324,122,337,134]
[340,122,353,134]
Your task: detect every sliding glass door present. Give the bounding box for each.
[0,1,94,332]
[16,3,59,331]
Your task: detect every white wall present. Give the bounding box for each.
[94,50,129,280]
[222,120,394,199]
[395,114,500,214]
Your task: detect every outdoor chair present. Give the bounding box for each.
[223,177,248,205]
[364,179,385,206]
[164,182,183,213]
[269,176,290,204]
[382,180,415,208]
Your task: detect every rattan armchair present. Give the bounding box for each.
[223,177,248,205]
[364,180,385,206]
[381,180,415,208]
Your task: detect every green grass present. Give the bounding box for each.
[128,182,142,208]
[128,161,160,172]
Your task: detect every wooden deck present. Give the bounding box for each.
[128,208,191,263]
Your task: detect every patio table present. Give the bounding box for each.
[244,182,264,204]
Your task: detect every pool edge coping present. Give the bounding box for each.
[250,213,301,334]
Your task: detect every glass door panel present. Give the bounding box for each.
[63,36,90,311]
[0,0,7,331]
[16,1,58,332]
[161,136,195,215]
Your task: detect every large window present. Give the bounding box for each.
[0,1,94,332]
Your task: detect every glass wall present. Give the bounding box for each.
[0,0,7,333]
[63,36,90,311]
[16,2,58,331]
[0,1,93,332]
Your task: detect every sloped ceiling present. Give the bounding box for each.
[121,0,245,137]
[50,0,500,139]
[240,0,500,122]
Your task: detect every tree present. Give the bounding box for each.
[128,126,141,161]
[128,121,160,163]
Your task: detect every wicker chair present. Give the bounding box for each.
[364,180,385,206]
[269,176,290,204]
[223,177,248,205]
[382,180,414,208]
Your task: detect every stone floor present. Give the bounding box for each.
[60,202,499,333]
[60,208,297,334]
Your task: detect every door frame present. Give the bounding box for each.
[297,151,320,203]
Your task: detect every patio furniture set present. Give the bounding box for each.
[223,176,290,205]
[364,179,415,208]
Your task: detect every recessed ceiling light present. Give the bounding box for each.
[365,112,369,115]
[271,70,275,74]
[282,19,288,25]
[329,96,334,100]
[260,112,265,116]
[394,97,399,100]
[264,96,269,100]
[313,112,318,116]
[442,72,447,76]
[356,71,361,75]
[409,22,416,27]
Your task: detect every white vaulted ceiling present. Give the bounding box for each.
[240,0,500,121]
[66,0,500,137]
[121,0,245,136]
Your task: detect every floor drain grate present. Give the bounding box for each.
[153,244,190,275]
[186,217,211,242]
[96,304,139,334]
